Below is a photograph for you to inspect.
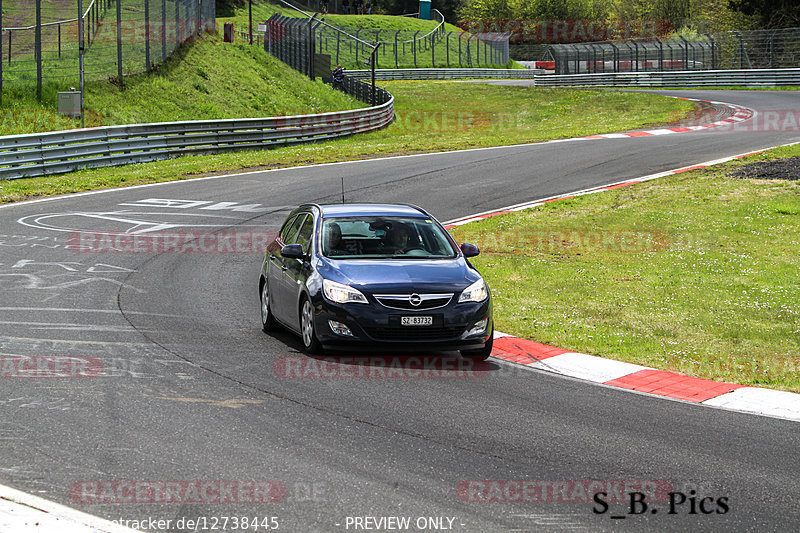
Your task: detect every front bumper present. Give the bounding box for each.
[312,296,493,351]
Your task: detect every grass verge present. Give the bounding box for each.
[449,143,800,393]
[0,83,693,203]
[0,36,363,135]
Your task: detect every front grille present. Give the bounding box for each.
[374,293,453,310]
[364,325,465,341]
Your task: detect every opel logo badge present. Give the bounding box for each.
[409,293,422,307]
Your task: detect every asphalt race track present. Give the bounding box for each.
[1,90,799,532]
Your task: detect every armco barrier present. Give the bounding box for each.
[532,68,800,88]
[0,98,394,180]
[345,68,541,80]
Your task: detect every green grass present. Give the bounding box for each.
[0,82,693,202]
[0,36,362,134]
[449,144,800,392]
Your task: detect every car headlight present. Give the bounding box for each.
[323,279,368,304]
[458,278,488,303]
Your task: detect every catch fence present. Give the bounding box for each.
[0,0,215,101]
[549,27,800,74]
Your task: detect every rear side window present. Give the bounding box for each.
[292,215,315,253]
[280,215,304,243]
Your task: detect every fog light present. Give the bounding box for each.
[328,320,354,337]
[466,318,488,336]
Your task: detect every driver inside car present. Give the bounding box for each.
[389,223,418,255]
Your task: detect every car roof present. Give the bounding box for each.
[316,203,428,218]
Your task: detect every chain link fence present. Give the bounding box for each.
[549,27,800,74]
[235,1,509,69]
[0,0,215,100]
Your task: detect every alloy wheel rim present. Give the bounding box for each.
[301,301,314,347]
[261,283,269,324]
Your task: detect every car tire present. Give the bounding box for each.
[300,297,323,355]
[460,330,493,361]
[260,279,278,333]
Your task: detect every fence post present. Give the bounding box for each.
[394,30,399,68]
[36,0,42,100]
[116,0,123,85]
[431,33,434,66]
[79,0,85,128]
[0,0,3,108]
[145,0,151,71]
[446,32,449,66]
[413,30,419,67]
[161,0,167,60]
[355,28,360,65]
[175,0,180,44]
[249,0,253,45]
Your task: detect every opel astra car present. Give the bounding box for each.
[258,203,493,358]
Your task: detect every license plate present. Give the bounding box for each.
[401,316,433,326]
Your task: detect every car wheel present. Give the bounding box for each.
[260,279,277,333]
[460,330,493,361]
[300,297,323,355]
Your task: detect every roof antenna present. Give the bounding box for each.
[341,177,345,204]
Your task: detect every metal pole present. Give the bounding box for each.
[116,0,123,85]
[413,30,419,67]
[371,44,379,106]
[79,0,85,128]
[175,0,180,44]
[704,34,715,70]
[145,0,151,71]
[35,0,42,101]
[0,0,3,107]
[161,0,166,60]
[446,32,449,66]
[249,0,253,45]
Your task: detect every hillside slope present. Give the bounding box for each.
[0,36,363,135]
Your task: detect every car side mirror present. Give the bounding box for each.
[281,243,306,259]
[460,243,480,258]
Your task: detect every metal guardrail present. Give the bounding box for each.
[0,98,394,180]
[346,68,541,80]
[533,68,800,88]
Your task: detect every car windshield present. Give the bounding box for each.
[321,216,458,259]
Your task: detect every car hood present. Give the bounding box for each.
[321,257,480,293]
